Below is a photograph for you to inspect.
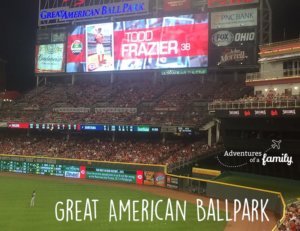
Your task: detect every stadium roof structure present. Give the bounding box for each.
[259,38,300,58]
[258,53,300,63]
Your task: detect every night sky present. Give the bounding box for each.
[0,1,39,91]
[0,0,299,92]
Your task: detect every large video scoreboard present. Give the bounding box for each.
[35,13,208,74]
[0,160,66,176]
[0,160,138,183]
[36,0,261,75]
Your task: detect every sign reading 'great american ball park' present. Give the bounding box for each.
[39,0,149,26]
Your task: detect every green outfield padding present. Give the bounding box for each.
[216,171,300,202]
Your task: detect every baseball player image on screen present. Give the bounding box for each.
[86,23,114,72]
[95,27,105,65]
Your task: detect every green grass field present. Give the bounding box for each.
[0,173,227,231]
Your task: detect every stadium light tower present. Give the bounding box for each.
[259,0,272,44]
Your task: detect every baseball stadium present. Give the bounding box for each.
[0,0,299,231]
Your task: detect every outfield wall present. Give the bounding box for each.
[0,154,284,230]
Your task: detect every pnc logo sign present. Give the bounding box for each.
[208,0,259,8]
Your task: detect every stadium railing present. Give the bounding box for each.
[167,146,224,173]
[246,68,300,82]
[208,99,300,110]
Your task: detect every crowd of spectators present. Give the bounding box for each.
[279,201,300,231]
[212,79,252,101]
[109,78,165,107]
[164,142,211,164]
[0,76,251,126]
[0,78,204,125]
[0,132,217,165]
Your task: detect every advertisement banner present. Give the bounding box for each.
[64,166,81,178]
[80,166,86,179]
[223,109,298,118]
[66,13,208,73]
[208,0,259,8]
[166,175,179,189]
[211,8,257,29]
[64,171,81,178]
[86,168,136,183]
[8,123,30,129]
[163,0,191,11]
[154,172,166,187]
[36,28,67,44]
[210,46,256,67]
[95,107,137,113]
[161,68,207,75]
[66,26,86,72]
[35,44,65,73]
[136,170,144,185]
[143,171,155,185]
[210,28,256,47]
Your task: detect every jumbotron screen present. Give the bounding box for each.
[66,13,208,72]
